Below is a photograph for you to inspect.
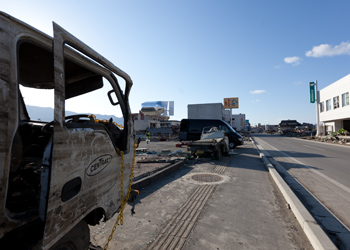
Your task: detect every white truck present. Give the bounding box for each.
[0,12,135,249]
[187,103,225,120]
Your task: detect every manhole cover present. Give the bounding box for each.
[190,174,223,183]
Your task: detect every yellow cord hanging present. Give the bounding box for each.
[88,114,124,129]
[104,138,137,250]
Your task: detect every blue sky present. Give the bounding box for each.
[2,0,350,126]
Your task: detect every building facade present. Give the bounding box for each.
[318,74,350,134]
[187,103,247,131]
[231,114,246,131]
[278,120,301,133]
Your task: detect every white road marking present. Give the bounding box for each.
[258,139,350,194]
[302,144,325,151]
[289,137,350,149]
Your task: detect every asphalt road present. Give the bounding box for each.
[89,141,312,250]
[253,134,350,248]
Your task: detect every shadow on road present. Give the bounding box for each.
[226,145,269,172]
[251,135,350,249]
[134,164,194,205]
[270,158,350,250]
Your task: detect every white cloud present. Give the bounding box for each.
[252,99,261,102]
[284,56,302,66]
[250,90,266,95]
[305,41,350,57]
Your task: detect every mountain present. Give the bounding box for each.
[26,105,124,125]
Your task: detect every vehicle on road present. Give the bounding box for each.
[0,12,135,249]
[187,126,229,160]
[179,119,244,148]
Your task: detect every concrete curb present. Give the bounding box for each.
[131,160,184,190]
[251,139,338,250]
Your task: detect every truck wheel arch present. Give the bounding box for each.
[49,220,90,250]
[85,208,105,226]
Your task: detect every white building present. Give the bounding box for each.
[318,74,350,135]
[232,114,246,131]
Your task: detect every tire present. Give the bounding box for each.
[49,220,90,250]
[229,142,236,149]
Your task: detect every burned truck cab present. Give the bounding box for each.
[0,12,134,249]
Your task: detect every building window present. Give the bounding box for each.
[342,92,349,107]
[333,96,339,109]
[320,102,324,112]
[326,99,331,111]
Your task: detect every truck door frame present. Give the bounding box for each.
[42,23,134,249]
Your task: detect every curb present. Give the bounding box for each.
[131,160,184,190]
[251,139,338,250]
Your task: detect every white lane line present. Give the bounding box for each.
[289,137,350,149]
[303,144,325,151]
[258,139,350,195]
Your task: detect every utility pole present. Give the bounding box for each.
[315,81,320,136]
[310,81,320,136]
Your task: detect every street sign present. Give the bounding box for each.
[224,97,239,109]
[309,82,315,103]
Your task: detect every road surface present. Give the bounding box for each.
[253,134,350,249]
[89,141,312,250]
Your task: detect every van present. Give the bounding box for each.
[179,119,244,148]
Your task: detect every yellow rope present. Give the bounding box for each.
[88,114,124,129]
[104,139,137,250]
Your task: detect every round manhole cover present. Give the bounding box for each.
[190,174,223,183]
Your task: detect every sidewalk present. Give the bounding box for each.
[90,141,312,250]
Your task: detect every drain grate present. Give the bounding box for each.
[190,173,223,183]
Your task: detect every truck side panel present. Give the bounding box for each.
[43,127,133,248]
[1,11,135,249]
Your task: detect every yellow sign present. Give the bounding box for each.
[224,97,239,109]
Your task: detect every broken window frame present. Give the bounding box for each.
[333,96,339,110]
[320,102,324,113]
[326,99,331,111]
[342,92,349,107]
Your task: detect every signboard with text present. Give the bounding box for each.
[309,82,315,103]
[224,97,239,109]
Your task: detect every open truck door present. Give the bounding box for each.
[0,12,135,249]
[42,23,135,250]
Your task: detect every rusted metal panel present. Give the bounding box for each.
[1,11,56,239]
[1,11,135,249]
[43,128,128,247]
[0,11,24,238]
[42,17,134,250]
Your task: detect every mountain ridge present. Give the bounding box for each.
[26,105,124,124]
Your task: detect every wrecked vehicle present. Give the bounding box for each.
[179,118,244,149]
[0,12,135,249]
[187,127,229,160]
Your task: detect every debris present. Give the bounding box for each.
[128,189,139,216]
[168,150,182,156]
[136,148,149,153]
